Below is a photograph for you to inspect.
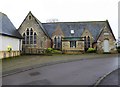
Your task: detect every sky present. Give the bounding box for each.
[0,0,119,39]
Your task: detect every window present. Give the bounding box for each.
[29,16,31,20]
[88,36,90,48]
[58,36,61,48]
[23,33,26,44]
[70,41,76,48]
[26,28,29,35]
[54,36,61,49]
[84,36,87,48]
[23,28,37,45]
[34,32,37,44]
[26,28,29,44]
[54,37,57,49]
[26,36,29,44]
[84,36,91,51]
[71,30,74,34]
[30,28,33,44]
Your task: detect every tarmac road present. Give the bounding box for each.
[2,57,118,85]
[97,68,119,86]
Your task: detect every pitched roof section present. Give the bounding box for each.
[34,16,50,38]
[52,24,64,36]
[42,21,107,41]
[0,12,22,39]
[18,11,50,39]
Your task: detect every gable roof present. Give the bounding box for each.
[42,21,109,41]
[106,20,116,40]
[18,11,50,39]
[0,12,22,39]
[52,24,64,36]
[95,20,116,42]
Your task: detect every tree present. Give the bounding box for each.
[46,18,59,23]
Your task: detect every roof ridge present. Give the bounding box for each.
[31,12,51,38]
[0,12,6,16]
[1,12,22,38]
[42,20,107,24]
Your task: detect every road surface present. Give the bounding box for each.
[2,57,118,85]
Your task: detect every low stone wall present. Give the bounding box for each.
[0,51,20,59]
[22,48,46,54]
[62,50,84,54]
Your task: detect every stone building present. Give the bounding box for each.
[19,11,117,54]
[18,11,51,54]
[0,12,22,59]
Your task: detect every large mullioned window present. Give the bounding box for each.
[54,36,61,49]
[22,33,26,44]
[84,36,91,51]
[22,28,37,45]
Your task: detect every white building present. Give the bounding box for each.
[0,12,22,59]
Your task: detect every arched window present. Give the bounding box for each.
[23,28,37,45]
[84,36,91,51]
[84,36,87,50]
[34,32,37,44]
[29,16,31,20]
[26,28,29,44]
[54,37,57,49]
[23,33,26,44]
[58,36,61,49]
[26,28,29,35]
[88,36,90,48]
[30,28,33,44]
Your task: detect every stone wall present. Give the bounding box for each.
[81,28,94,48]
[97,26,117,53]
[62,40,84,54]
[0,51,20,59]
[18,12,51,54]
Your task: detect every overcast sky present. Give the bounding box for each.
[0,0,119,39]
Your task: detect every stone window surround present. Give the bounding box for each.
[53,35,62,49]
[84,36,91,51]
[22,27,37,45]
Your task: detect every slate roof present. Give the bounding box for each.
[17,11,116,42]
[0,12,22,39]
[34,16,50,38]
[42,21,109,41]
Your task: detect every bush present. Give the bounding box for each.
[87,48,96,53]
[46,48,53,54]
[52,50,62,54]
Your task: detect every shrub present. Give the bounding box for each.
[87,48,96,53]
[52,50,62,54]
[46,48,53,54]
[7,46,12,52]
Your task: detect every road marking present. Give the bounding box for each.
[93,69,118,87]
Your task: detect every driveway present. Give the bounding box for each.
[2,56,118,85]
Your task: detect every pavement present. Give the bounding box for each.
[96,68,120,86]
[2,54,118,76]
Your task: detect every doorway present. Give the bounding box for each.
[103,39,109,52]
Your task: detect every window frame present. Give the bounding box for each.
[70,41,76,48]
